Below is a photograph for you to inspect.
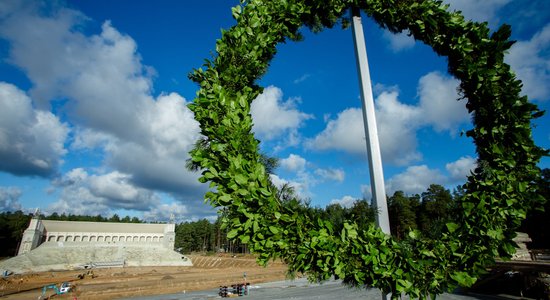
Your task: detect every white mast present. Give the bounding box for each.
[350,7,391,235]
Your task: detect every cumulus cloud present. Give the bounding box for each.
[304,108,367,154]
[506,24,550,101]
[446,156,476,181]
[48,168,160,215]
[381,156,476,196]
[382,30,415,52]
[143,200,218,223]
[269,174,307,199]
[142,202,188,222]
[0,186,23,211]
[416,72,467,133]
[329,195,357,208]
[87,171,157,208]
[271,154,346,200]
[280,154,307,172]
[0,2,208,215]
[251,86,313,144]
[386,165,447,195]
[374,91,423,165]
[0,82,68,177]
[306,72,468,166]
[443,0,511,23]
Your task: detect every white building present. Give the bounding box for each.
[1,215,191,274]
[18,219,176,255]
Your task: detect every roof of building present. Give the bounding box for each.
[41,220,172,234]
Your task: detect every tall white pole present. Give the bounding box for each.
[350,8,391,235]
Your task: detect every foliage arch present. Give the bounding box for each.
[188,0,547,297]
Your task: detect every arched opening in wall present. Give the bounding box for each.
[48,236,56,242]
[133,236,138,242]
[98,236,104,242]
[146,236,152,242]
[106,236,111,242]
[65,236,72,242]
[112,236,118,242]
[57,236,64,242]
[140,236,145,242]
[159,237,164,242]
[153,236,159,242]
[74,236,81,242]
[90,236,97,242]
[82,236,89,242]
[126,236,132,242]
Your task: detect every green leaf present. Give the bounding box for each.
[235,173,248,185]
[227,228,239,239]
[450,271,477,287]
[218,194,232,204]
[240,235,250,244]
[446,222,459,233]
[269,226,279,235]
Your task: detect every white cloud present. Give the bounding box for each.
[386,165,446,195]
[251,86,313,143]
[446,156,476,181]
[314,168,345,182]
[306,72,468,166]
[506,24,550,101]
[274,154,346,201]
[376,157,475,196]
[0,186,23,211]
[0,82,68,177]
[87,171,157,207]
[305,108,366,154]
[280,154,307,172]
[142,202,189,223]
[444,0,511,23]
[48,168,160,215]
[0,3,206,203]
[382,30,415,52]
[375,91,422,165]
[306,92,422,165]
[329,195,357,208]
[416,72,467,133]
[269,174,307,199]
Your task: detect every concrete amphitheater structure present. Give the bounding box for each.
[0,216,192,274]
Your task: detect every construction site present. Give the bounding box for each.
[1,217,548,299]
[0,254,288,299]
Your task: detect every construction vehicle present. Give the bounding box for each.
[77,270,96,279]
[38,282,72,299]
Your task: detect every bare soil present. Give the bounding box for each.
[0,254,288,300]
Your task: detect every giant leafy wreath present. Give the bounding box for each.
[188,0,547,298]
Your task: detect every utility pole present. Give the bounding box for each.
[350,7,391,235]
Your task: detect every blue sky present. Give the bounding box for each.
[0,0,548,222]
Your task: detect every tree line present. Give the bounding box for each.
[1,168,548,258]
[173,171,549,253]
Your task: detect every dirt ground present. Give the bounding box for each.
[0,254,288,300]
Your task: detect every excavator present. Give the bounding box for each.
[38,282,72,299]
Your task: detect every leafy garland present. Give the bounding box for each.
[188,0,547,297]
